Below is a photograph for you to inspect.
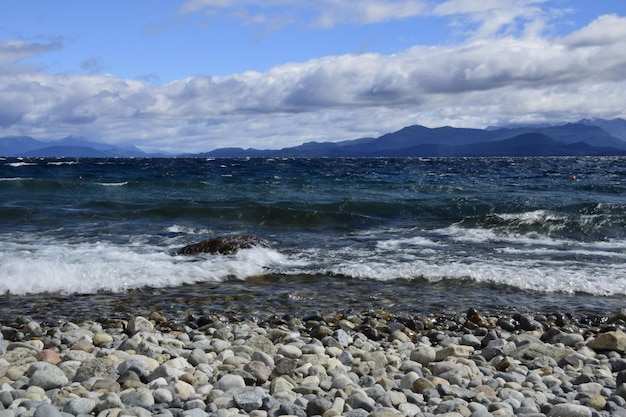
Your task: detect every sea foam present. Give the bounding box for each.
[0,239,287,295]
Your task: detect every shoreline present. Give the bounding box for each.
[1,308,626,417]
[2,275,625,327]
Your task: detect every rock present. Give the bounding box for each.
[120,387,155,408]
[270,376,295,394]
[153,387,174,404]
[93,332,114,346]
[346,391,376,412]
[547,403,592,417]
[510,342,574,361]
[187,348,209,366]
[467,308,490,328]
[587,331,626,353]
[27,362,69,390]
[398,371,420,391]
[307,396,332,416]
[94,393,124,413]
[438,383,476,400]
[181,409,209,417]
[245,335,277,355]
[70,335,95,352]
[587,395,607,411]
[232,387,266,412]
[63,398,96,415]
[216,374,246,391]
[435,345,474,361]
[277,344,302,359]
[127,316,154,334]
[429,362,471,378]
[369,409,403,417]
[34,349,61,365]
[244,360,272,384]
[273,357,298,376]
[411,345,436,366]
[413,377,436,393]
[174,380,195,400]
[514,314,544,331]
[174,236,270,256]
[276,402,306,417]
[33,404,63,417]
[74,355,119,382]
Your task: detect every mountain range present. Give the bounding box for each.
[1,118,626,158]
[0,136,151,158]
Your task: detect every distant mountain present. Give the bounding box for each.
[3,118,626,158]
[579,118,626,141]
[0,136,47,156]
[198,120,626,158]
[0,136,151,157]
[20,145,145,158]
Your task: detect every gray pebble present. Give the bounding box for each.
[216,374,246,391]
[547,403,592,417]
[27,362,69,390]
[62,398,95,415]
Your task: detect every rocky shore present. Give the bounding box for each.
[1,308,626,417]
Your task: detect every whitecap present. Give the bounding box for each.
[6,162,36,167]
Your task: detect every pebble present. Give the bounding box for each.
[0,309,624,417]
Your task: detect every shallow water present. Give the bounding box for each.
[1,274,623,325]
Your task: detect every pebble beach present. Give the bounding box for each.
[2,308,626,417]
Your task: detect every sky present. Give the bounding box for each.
[1,1,626,154]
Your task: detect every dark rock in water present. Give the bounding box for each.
[175,235,271,256]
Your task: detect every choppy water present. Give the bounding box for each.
[1,156,625,322]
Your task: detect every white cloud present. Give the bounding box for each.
[562,14,626,47]
[311,0,427,27]
[1,13,625,153]
[0,39,62,74]
[433,0,549,39]
[179,0,427,28]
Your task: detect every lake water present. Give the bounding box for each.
[1,156,625,323]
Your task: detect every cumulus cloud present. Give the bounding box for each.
[0,11,625,153]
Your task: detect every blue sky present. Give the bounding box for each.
[1,1,626,153]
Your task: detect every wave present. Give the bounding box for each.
[0,239,288,295]
[47,161,79,166]
[1,225,625,297]
[455,206,626,241]
[6,162,37,167]
[97,181,129,187]
[0,177,32,181]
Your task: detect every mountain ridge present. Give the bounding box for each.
[195,118,626,158]
[1,118,625,158]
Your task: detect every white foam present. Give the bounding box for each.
[0,239,288,295]
[298,255,626,296]
[439,224,565,246]
[165,225,214,235]
[6,162,37,167]
[376,235,441,249]
[47,161,79,166]
[288,229,626,296]
[495,210,566,224]
[97,181,129,186]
